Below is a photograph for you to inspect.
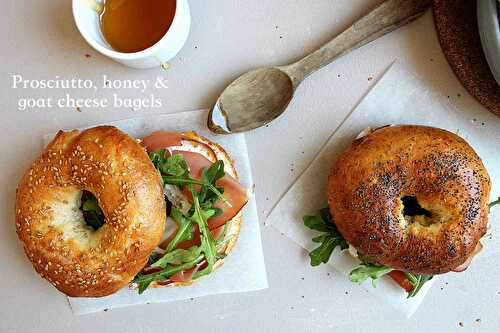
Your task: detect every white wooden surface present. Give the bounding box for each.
[1,1,497,332]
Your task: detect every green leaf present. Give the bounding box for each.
[151,246,202,268]
[349,263,394,287]
[133,255,205,294]
[309,234,346,266]
[137,152,231,293]
[82,198,99,212]
[405,273,433,298]
[489,197,500,212]
[159,153,190,178]
[303,215,330,232]
[80,191,105,230]
[199,161,225,203]
[162,176,231,207]
[164,208,194,253]
[304,208,348,266]
[190,192,217,277]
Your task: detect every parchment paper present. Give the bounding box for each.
[267,63,500,318]
[44,109,268,315]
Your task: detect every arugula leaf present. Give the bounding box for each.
[151,246,202,268]
[133,254,205,294]
[164,208,194,253]
[303,208,348,266]
[159,153,190,178]
[349,263,394,287]
[190,191,217,278]
[405,273,433,298]
[199,161,225,203]
[149,152,231,207]
[489,197,500,212]
[135,153,230,293]
[80,191,105,230]
[162,176,231,207]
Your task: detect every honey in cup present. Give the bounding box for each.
[100,0,177,53]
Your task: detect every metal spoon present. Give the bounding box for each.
[208,0,431,134]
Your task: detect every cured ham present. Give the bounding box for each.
[171,150,248,230]
[387,270,413,292]
[140,131,185,153]
[142,131,248,231]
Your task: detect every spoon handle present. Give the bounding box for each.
[282,0,431,86]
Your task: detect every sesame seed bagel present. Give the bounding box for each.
[15,126,166,297]
[328,125,491,275]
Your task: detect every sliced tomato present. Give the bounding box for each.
[388,270,414,292]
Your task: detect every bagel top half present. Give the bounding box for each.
[15,126,166,297]
[328,125,491,275]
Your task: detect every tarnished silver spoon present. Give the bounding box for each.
[208,0,431,134]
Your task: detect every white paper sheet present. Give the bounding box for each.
[267,63,500,318]
[44,109,268,315]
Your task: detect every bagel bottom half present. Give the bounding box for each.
[141,131,244,289]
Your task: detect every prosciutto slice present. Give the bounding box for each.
[141,131,185,153]
[142,131,248,230]
[171,150,247,230]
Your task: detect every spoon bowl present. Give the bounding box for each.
[208,68,294,134]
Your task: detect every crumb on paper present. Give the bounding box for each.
[76,107,81,112]
[161,62,171,71]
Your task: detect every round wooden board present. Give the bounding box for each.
[433,0,500,117]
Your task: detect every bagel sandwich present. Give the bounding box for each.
[303,125,497,298]
[15,126,248,297]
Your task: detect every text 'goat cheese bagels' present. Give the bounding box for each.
[328,125,491,275]
[15,126,166,297]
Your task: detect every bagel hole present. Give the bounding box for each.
[401,196,436,226]
[402,196,432,218]
[80,191,106,230]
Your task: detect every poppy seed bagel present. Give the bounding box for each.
[327,125,491,275]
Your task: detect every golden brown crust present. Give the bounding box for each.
[15,126,166,297]
[328,125,491,275]
[148,131,244,289]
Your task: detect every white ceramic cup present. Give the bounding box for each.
[72,0,191,69]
